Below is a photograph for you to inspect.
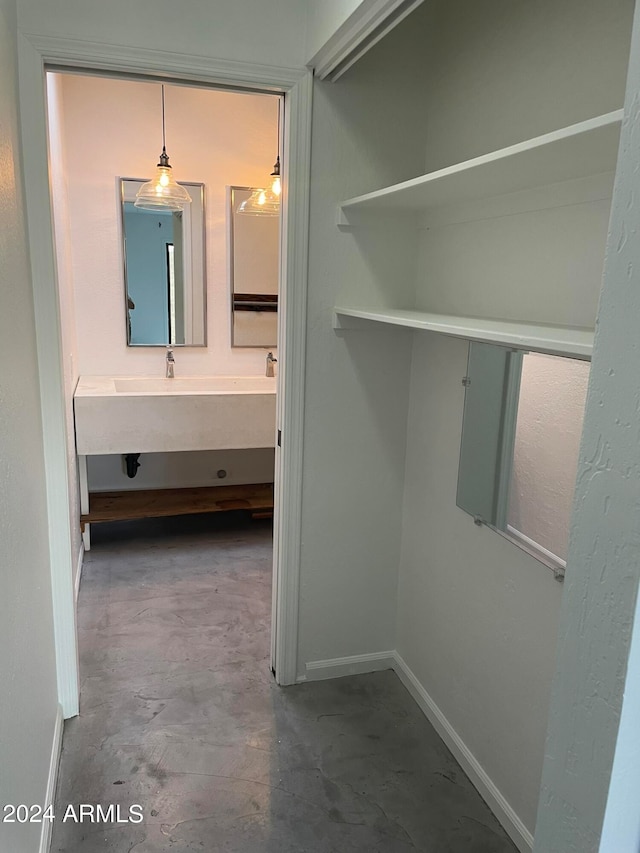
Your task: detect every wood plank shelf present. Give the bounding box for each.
[337,111,622,223]
[81,483,274,526]
[333,306,594,359]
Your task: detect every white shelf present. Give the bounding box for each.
[338,111,622,222]
[333,307,593,359]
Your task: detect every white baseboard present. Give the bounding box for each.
[39,703,63,853]
[74,542,85,602]
[392,652,533,853]
[297,648,532,851]
[300,650,396,682]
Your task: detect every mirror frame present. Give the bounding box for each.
[119,177,207,347]
[228,185,279,349]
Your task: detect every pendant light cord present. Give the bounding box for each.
[272,97,281,177]
[161,84,166,152]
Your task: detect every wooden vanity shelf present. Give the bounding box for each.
[80,483,274,528]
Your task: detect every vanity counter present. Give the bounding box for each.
[74,375,277,455]
[75,374,276,397]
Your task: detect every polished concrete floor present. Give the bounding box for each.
[52,513,516,852]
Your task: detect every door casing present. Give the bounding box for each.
[18,33,312,716]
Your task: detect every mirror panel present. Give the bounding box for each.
[121,179,206,347]
[457,342,590,571]
[230,186,279,348]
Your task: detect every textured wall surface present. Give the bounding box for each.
[509,353,590,561]
[600,588,640,851]
[0,0,59,849]
[533,5,640,849]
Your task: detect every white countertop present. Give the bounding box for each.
[75,375,277,398]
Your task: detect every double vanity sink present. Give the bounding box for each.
[74,375,277,454]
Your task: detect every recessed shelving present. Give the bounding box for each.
[337,111,622,223]
[333,307,593,359]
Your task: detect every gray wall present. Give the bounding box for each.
[0,0,60,849]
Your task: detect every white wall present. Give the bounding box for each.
[395,0,634,839]
[508,353,590,562]
[52,73,279,492]
[56,74,278,377]
[306,0,364,60]
[421,0,633,171]
[599,586,640,852]
[398,334,564,834]
[18,0,310,70]
[298,11,429,672]
[88,449,275,492]
[533,3,640,847]
[0,0,60,849]
[47,73,83,583]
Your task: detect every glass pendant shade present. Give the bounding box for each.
[135,148,192,211]
[237,157,281,216]
[236,185,280,216]
[237,118,282,217]
[134,86,191,211]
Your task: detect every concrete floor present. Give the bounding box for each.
[52,513,516,852]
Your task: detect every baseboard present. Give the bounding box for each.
[74,542,85,602]
[296,649,533,850]
[39,703,64,853]
[392,652,533,853]
[300,650,396,682]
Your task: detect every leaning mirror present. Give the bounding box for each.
[120,179,206,346]
[229,186,279,348]
[457,342,590,577]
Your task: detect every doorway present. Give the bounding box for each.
[18,39,312,716]
[46,68,283,686]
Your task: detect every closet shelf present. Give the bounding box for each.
[337,111,622,222]
[333,307,593,359]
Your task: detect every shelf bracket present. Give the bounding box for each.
[336,205,351,228]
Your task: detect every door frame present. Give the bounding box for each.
[17,33,312,716]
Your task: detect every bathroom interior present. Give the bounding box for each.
[47,71,282,571]
[18,0,635,849]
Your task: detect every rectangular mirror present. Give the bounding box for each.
[120,178,206,347]
[457,342,590,575]
[229,186,279,348]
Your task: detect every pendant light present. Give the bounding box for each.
[237,97,282,217]
[135,84,192,211]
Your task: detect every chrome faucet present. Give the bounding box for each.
[166,347,175,378]
[266,351,277,378]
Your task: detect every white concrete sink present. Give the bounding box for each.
[113,376,275,395]
[74,375,277,455]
